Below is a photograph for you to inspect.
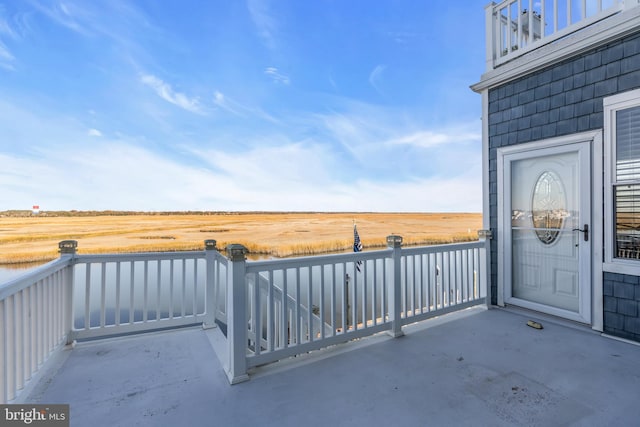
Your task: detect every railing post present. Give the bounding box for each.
[478,230,493,309]
[485,2,497,72]
[58,240,77,345]
[203,240,218,330]
[386,235,404,338]
[225,244,250,384]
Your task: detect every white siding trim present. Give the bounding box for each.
[603,88,640,276]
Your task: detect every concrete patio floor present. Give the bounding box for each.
[24,307,640,426]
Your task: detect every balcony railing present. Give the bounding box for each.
[485,0,628,70]
[0,234,490,401]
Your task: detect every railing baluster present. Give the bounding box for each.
[252,272,260,355]
[353,263,358,330]
[362,260,368,327]
[307,267,313,342]
[7,295,15,400]
[181,260,186,318]
[453,251,459,304]
[29,284,36,375]
[37,280,45,366]
[24,287,32,382]
[47,275,53,353]
[84,265,90,330]
[267,270,274,352]
[100,262,106,327]
[331,264,336,336]
[192,259,197,317]
[282,270,288,348]
[320,265,326,338]
[157,260,162,321]
[15,292,23,392]
[115,262,121,326]
[169,259,175,319]
[129,262,135,324]
[372,260,377,326]
[295,268,301,344]
[143,260,149,322]
[381,258,387,322]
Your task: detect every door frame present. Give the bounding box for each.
[496,131,603,326]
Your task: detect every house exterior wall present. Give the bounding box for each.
[488,30,640,340]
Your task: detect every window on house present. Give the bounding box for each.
[614,106,640,259]
[605,89,640,271]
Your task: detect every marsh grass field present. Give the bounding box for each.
[0,211,482,265]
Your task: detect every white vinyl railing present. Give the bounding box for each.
[69,247,227,341]
[1,234,490,398]
[486,0,626,70]
[0,257,73,403]
[223,235,489,384]
[0,239,225,403]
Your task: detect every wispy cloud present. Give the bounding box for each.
[0,11,17,70]
[369,64,386,94]
[387,129,480,148]
[247,0,278,50]
[0,96,482,212]
[28,0,92,36]
[0,41,14,69]
[140,74,204,114]
[213,91,243,116]
[213,90,281,123]
[87,128,102,137]
[264,67,290,85]
[387,31,420,45]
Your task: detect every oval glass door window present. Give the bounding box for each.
[531,170,566,245]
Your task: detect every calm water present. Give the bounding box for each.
[0,264,43,284]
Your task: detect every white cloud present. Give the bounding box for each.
[28,0,91,36]
[213,90,243,116]
[87,128,102,137]
[247,0,278,50]
[264,67,290,85]
[0,40,14,62]
[387,129,480,148]
[0,96,482,212]
[140,74,204,114]
[369,64,386,94]
[0,14,16,69]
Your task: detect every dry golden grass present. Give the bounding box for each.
[0,212,482,265]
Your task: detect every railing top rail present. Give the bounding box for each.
[245,248,393,271]
[0,257,71,300]
[73,250,211,264]
[400,240,484,256]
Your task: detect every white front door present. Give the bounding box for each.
[499,138,592,324]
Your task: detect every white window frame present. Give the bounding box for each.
[604,88,640,275]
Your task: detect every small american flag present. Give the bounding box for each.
[354,224,363,272]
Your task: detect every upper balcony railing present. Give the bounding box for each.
[485,0,634,71]
[0,234,490,401]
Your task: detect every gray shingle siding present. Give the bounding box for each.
[487,31,640,341]
[604,272,640,341]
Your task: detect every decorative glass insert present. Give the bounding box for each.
[531,171,566,245]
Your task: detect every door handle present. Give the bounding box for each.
[572,224,589,242]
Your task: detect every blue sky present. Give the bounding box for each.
[0,1,487,212]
